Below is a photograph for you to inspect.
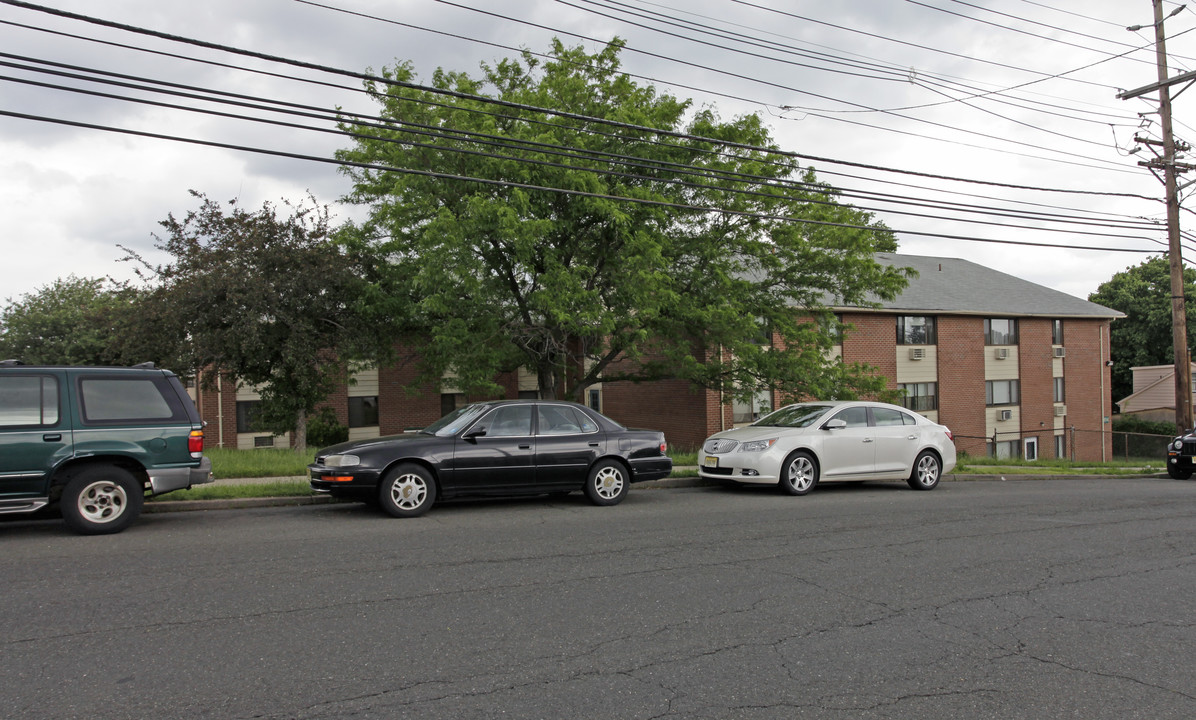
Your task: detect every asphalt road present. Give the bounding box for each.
[3,477,1196,719]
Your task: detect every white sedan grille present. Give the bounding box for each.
[703,438,739,453]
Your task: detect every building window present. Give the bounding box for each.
[987,440,1020,459]
[440,393,465,417]
[986,379,1020,406]
[733,388,773,424]
[348,396,379,428]
[236,400,260,433]
[1051,319,1064,345]
[896,316,937,345]
[1055,435,1066,459]
[1053,377,1065,403]
[984,318,1018,345]
[588,388,601,412]
[898,382,938,412]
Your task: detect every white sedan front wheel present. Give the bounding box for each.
[780,451,818,496]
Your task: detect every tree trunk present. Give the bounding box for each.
[294,408,308,454]
[538,366,557,400]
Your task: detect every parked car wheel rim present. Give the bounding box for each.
[76,480,129,524]
[787,456,815,493]
[914,453,941,488]
[592,465,625,500]
[389,473,428,510]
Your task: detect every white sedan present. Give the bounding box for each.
[698,401,956,495]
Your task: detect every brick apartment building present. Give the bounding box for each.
[196,253,1122,462]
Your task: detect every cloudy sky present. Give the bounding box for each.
[1,0,1193,307]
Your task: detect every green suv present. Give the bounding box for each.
[0,361,212,534]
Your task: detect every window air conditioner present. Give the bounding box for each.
[909,348,925,360]
[994,348,1009,360]
[998,409,1013,421]
[1053,347,1066,358]
[1054,405,1067,417]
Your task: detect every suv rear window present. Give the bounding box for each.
[78,376,187,424]
[0,375,60,427]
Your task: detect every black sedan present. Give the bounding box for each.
[308,400,673,517]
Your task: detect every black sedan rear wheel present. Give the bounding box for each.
[379,464,436,517]
[584,459,629,506]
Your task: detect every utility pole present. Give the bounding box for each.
[1118,0,1193,433]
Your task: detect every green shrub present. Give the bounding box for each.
[307,407,349,449]
[1112,416,1177,436]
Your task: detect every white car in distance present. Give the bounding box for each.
[699,401,957,495]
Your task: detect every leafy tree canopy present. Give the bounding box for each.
[337,39,909,402]
[1089,255,1196,405]
[0,276,146,366]
[126,191,378,451]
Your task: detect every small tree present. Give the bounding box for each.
[0,276,146,366]
[128,191,376,452]
[1089,256,1196,404]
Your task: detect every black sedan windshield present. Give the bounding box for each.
[422,403,490,437]
[754,404,833,428]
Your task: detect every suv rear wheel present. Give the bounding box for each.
[61,466,144,535]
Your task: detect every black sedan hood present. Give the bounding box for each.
[314,432,432,457]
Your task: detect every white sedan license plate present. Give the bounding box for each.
[703,456,719,468]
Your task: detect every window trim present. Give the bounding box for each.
[985,379,1021,407]
[896,315,937,345]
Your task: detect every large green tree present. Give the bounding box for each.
[0,276,147,366]
[128,192,377,451]
[337,39,908,403]
[1089,255,1196,404]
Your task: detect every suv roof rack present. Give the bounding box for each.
[131,361,157,369]
[0,359,25,366]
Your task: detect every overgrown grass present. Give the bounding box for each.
[954,453,1163,475]
[149,480,314,502]
[205,447,312,479]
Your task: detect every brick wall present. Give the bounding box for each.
[936,316,987,457]
[1019,319,1056,458]
[1062,319,1114,461]
[840,313,896,394]
[602,378,712,450]
[195,371,240,449]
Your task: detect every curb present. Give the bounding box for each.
[143,472,1166,513]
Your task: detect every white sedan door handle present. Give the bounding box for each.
[863,438,874,443]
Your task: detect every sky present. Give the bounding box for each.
[1,0,1194,308]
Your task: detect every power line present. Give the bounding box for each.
[0,107,1165,256]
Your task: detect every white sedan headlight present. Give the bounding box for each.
[323,454,361,468]
[738,438,778,453]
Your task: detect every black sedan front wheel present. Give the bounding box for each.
[584,459,629,506]
[379,464,436,518]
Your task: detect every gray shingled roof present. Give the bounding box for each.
[831,253,1124,319]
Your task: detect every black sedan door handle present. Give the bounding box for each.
[43,434,62,442]
[589,442,600,447]
[518,444,531,449]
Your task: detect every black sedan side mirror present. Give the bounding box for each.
[463,427,487,442]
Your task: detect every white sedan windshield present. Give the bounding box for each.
[754,404,834,428]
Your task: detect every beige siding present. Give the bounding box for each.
[984,346,1019,380]
[895,345,937,383]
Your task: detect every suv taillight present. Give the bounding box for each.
[189,429,204,455]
